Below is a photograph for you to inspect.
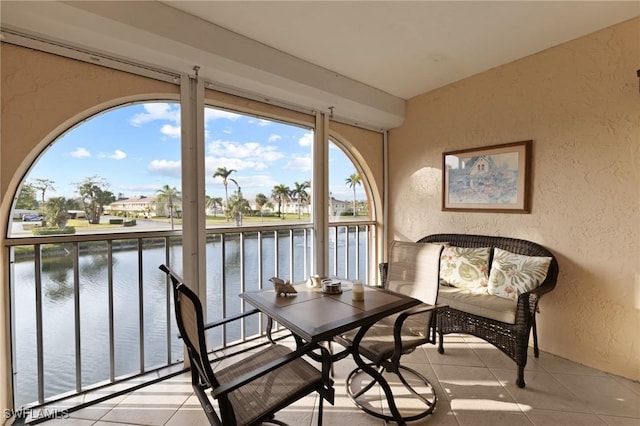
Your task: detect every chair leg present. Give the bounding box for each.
[317,391,324,426]
[325,341,334,377]
[532,314,540,358]
[516,366,526,388]
[438,332,445,354]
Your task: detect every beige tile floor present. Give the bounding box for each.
[34,334,640,426]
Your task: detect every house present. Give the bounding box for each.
[107,196,157,217]
[0,1,638,421]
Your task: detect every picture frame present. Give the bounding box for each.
[442,140,532,213]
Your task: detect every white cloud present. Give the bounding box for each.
[298,131,313,147]
[234,175,279,189]
[205,108,242,122]
[148,159,181,178]
[205,156,267,173]
[161,124,181,138]
[284,154,311,172]
[108,149,127,160]
[70,147,91,158]
[129,103,180,126]
[222,126,233,134]
[268,134,281,142]
[247,118,271,126]
[208,139,284,163]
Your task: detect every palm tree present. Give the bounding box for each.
[228,187,250,225]
[43,196,74,229]
[213,167,237,221]
[205,195,223,217]
[290,181,310,219]
[271,184,291,219]
[255,193,268,221]
[345,173,362,216]
[156,185,181,230]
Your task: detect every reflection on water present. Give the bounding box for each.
[11,229,368,406]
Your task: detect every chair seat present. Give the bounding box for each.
[437,285,517,324]
[217,344,322,425]
[335,311,432,364]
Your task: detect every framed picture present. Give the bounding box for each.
[442,140,532,213]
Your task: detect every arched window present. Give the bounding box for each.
[5,60,382,408]
[11,102,183,237]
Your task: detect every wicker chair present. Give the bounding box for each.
[160,264,334,426]
[334,241,443,424]
[379,234,559,388]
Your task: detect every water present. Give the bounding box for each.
[10,228,368,406]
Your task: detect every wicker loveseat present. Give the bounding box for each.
[380,234,559,388]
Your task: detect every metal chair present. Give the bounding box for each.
[160,264,334,426]
[333,241,443,424]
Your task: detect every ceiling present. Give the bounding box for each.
[2,1,638,129]
[161,1,639,99]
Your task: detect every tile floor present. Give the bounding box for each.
[33,334,640,426]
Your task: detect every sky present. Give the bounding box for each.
[26,102,366,204]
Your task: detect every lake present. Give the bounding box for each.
[10,228,368,406]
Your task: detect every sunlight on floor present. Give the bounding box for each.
[29,334,640,426]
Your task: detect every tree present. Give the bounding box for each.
[271,184,291,219]
[205,195,223,217]
[254,193,268,221]
[32,178,55,204]
[290,181,310,219]
[76,176,115,224]
[345,173,362,216]
[42,196,74,229]
[15,183,38,210]
[213,167,237,221]
[156,185,181,230]
[227,187,250,225]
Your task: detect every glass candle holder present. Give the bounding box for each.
[352,280,364,301]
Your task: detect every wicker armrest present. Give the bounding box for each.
[517,256,559,312]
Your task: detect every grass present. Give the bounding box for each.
[41,212,367,231]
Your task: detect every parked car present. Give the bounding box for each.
[22,213,43,222]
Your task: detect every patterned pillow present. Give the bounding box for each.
[487,248,552,301]
[439,245,491,293]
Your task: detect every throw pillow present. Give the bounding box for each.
[487,247,552,301]
[439,245,491,293]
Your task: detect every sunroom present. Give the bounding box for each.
[1,2,639,425]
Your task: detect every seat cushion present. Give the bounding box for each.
[437,284,517,324]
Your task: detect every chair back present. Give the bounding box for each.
[385,241,443,305]
[160,265,219,389]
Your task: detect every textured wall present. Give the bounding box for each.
[388,18,640,380]
[0,44,178,413]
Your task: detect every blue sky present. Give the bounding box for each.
[26,102,366,203]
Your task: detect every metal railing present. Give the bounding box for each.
[5,220,372,408]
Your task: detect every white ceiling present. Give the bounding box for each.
[161,1,639,99]
[1,1,638,128]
